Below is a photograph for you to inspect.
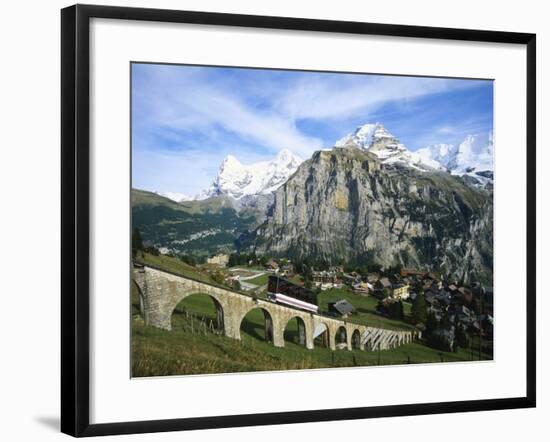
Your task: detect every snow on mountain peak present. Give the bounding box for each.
[414,132,494,185]
[451,132,494,173]
[417,133,493,174]
[273,148,302,171]
[336,123,407,155]
[415,144,456,169]
[157,191,193,203]
[198,149,303,200]
[166,126,494,203]
[335,123,434,171]
[336,123,392,149]
[335,122,494,184]
[218,154,242,172]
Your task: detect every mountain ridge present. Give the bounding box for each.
[250,147,493,284]
[196,148,302,201]
[158,122,493,201]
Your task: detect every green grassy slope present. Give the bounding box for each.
[135,252,222,286]
[131,188,255,258]
[317,288,415,331]
[131,260,491,377]
[132,309,489,377]
[131,254,490,377]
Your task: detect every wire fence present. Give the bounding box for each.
[173,310,222,336]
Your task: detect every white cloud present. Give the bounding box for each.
[133,65,491,194]
[134,67,323,158]
[275,75,481,122]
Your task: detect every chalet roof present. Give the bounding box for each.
[379,277,392,288]
[329,299,355,315]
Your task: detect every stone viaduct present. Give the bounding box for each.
[133,265,420,351]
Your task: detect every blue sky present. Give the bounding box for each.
[132,63,493,196]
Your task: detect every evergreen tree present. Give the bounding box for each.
[179,255,196,266]
[425,311,439,337]
[132,228,143,258]
[411,292,428,326]
[455,323,469,349]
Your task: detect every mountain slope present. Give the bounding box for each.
[251,148,493,284]
[131,189,255,258]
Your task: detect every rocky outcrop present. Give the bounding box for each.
[251,147,493,284]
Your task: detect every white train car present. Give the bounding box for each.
[267,292,319,314]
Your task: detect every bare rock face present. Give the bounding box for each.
[252,147,493,284]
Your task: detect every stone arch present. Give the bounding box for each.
[313,322,331,348]
[239,306,275,344]
[283,316,308,347]
[351,329,362,350]
[131,278,145,317]
[171,291,225,334]
[335,325,348,349]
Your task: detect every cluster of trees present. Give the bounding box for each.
[178,254,206,266]
[210,270,225,285]
[132,228,160,258]
[227,252,284,268]
[424,311,471,352]
[227,252,257,267]
[343,264,370,276]
[376,299,405,320]
[410,292,427,326]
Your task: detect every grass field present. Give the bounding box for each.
[135,252,220,285]
[243,273,269,286]
[131,289,491,377]
[317,288,416,331]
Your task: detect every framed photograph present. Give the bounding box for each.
[61,4,536,437]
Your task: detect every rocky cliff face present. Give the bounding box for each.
[252,147,493,284]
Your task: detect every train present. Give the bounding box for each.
[267,275,318,313]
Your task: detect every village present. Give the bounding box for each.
[199,252,494,355]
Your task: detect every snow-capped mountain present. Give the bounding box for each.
[416,132,494,184]
[197,148,303,200]
[156,191,193,203]
[414,143,455,167]
[160,125,493,204]
[335,123,493,185]
[335,123,443,171]
[449,132,494,175]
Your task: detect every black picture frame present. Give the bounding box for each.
[61,4,536,437]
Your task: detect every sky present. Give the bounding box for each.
[132,63,493,196]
